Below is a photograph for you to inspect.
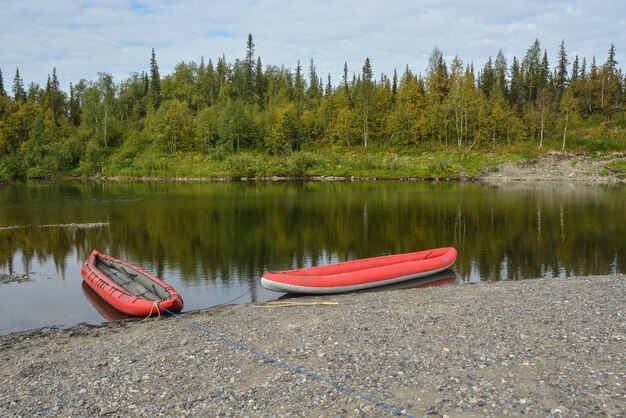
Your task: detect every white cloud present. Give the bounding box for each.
[0,0,624,91]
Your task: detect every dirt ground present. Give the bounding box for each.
[479,152,626,183]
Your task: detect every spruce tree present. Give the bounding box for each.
[148,48,162,108]
[245,34,255,101]
[217,54,227,89]
[571,55,580,82]
[12,67,26,102]
[27,82,42,102]
[481,56,495,97]
[325,73,332,96]
[307,58,320,100]
[581,57,587,79]
[494,51,508,97]
[294,60,304,103]
[556,39,569,99]
[255,56,265,107]
[606,44,618,72]
[68,82,81,126]
[426,47,448,100]
[342,62,349,96]
[45,67,65,123]
[540,50,550,91]
[522,39,542,103]
[360,58,373,148]
[0,68,5,96]
[143,72,149,95]
[509,56,523,108]
[362,58,373,82]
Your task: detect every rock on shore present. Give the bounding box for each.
[1,275,624,417]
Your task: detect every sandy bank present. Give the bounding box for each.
[1,275,625,417]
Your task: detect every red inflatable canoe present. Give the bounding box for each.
[81,250,184,316]
[81,281,132,321]
[261,247,457,294]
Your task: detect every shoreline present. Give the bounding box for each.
[4,151,625,185]
[2,274,624,416]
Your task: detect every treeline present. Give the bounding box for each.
[0,36,624,180]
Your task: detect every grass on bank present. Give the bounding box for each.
[97,144,534,180]
[71,119,626,180]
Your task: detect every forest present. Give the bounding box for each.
[0,36,625,181]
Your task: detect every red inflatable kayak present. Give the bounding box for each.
[261,247,457,294]
[81,250,184,316]
[81,281,132,321]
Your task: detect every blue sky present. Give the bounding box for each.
[1,0,624,91]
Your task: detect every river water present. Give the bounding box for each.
[1,180,624,334]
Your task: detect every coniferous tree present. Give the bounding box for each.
[606,44,618,72]
[494,51,508,97]
[359,57,374,148]
[571,55,580,82]
[522,40,542,103]
[68,82,81,126]
[391,68,398,101]
[540,50,550,92]
[217,54,228,90]
[536,50,550,147]
[294,61,304,103]
[509,57,524,109]
[204,59,216,101]
[44,67,65,124]
[603,44,620,112]
[307,58,320,100]
[148,48,162,108]
[555,39,569,99]
[245,34,255,101]
[27,82,42,102]
[0,68,5,96]
[325,73,332,96]
[12,67,26,102]
[255,57,265,107]
[581,57,587,79]
[481,57,495,97]
[143,72,149,95]
[426,47,448,98]
[342,62,350,98]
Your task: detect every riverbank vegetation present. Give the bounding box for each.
[0,36,624,181]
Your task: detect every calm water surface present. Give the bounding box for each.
[1,180,624,334]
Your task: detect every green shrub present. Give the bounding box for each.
[0,154,26,181]
[288,152,320,176]
[227,153,261,177]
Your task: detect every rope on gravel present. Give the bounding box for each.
[141,302,161,322]
[160,306,414,417]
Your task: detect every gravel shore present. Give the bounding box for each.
[1,275,624,417]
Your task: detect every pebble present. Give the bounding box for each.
[0,275,624,416]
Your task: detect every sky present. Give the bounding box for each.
[1,0,625,91]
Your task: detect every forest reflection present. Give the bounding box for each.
[1,180,624,283]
